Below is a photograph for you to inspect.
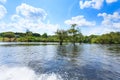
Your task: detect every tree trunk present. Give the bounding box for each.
[60,41,63,45]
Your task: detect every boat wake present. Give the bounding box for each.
[0,65,63,80]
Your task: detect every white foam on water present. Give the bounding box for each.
[38,73,63,80]
[0,65,63,80]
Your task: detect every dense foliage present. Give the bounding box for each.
[91,32,120,44]
[0,30,120,44]
[0,32,15,41]
[55,29,68,45]
[68,24,82,45]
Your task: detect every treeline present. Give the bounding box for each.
[90,32,120,44]
[0,31,58,42]
[0,24,82,45]
[0,25,120,45]
[82,32,120,44]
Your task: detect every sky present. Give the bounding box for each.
[0,0,120,35]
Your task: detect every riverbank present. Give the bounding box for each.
[0,32,120,44]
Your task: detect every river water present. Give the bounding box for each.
[0,42,120,80]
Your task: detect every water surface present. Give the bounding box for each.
[0,42,120,80]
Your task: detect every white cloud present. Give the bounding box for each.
[0,3,59,35]
[65,12,120,35]
[64,11,120,35]
[8,20,59,35]
[82,26,120,35]
[98,12,120,29]
[0,0,6,4]
[0,17,59,35]
[79,0,118,9]
[79,0,104,9]
[11,14,21,21]
[83,12,120,35]
[106,0,117,3]
[0,5,7,19]
[64,15,95,27]
[16,3,47,21]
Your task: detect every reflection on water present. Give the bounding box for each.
[0,42,120,80]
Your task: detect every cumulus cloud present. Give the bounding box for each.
[5,21,59,35]
[0,0,6,4]
[64,15,95,27]
[65,12,120,35]
[79,0,104,9]
[82,26,120,35]
[0,5,7,19]
[98,12,120,29]
[84,12,120,35]
[0,3,59,35]
[64,12,120,35]
[106,0,117,3]
[16,3,47,20]
[0,17,59,35]
[79,0,118,9]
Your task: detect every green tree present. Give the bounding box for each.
[0,33,5,41]
[91,32,120,44]
[2,32,15,42]
[42,33,48,38]
[25,29,33,42]
[55,29,68,45]
[76,28,83,44]
[33,33,41,37]
[26,29,33,36]
[68,24,81,45]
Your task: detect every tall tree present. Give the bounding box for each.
[55,29,68,45]
[68,24,81,45]
[25,29,33,42]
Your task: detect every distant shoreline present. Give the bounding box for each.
[0,31,120,44]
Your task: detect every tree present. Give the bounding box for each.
[33,33,41,37]
[42,33,48,38]
[76,27,83,44]
[90,32,120,44]
[25,29,33,42]
[26,29,33,36]
[2,32,15,42]
[0,33,5,41]
[55,29,68,45]
[68,24,81,45]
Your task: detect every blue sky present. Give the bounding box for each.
[0,0,120,35]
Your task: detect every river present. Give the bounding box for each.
[0,42,120,80]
